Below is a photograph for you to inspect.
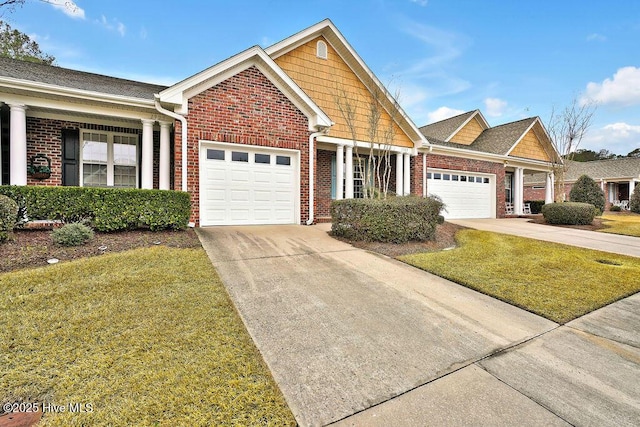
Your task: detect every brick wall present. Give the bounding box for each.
[25,117,164,187]
[316,149,333,219]
[426,153,506,217]
[180,66,310,225]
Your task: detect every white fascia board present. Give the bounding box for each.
[159,46,331,131]
[266,19,426,147]
[426,144,555,171]
[316,135,414,154]
[0,76,156,110]
[505,117,563,164]
[504,118,538,156]
[0,92,158,121]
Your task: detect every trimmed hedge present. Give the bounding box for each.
[569,174,605,214]
[541,202,598,225]
[331,196,444,243]
[524,200,545,214]
[631,184,640,214]
[0,194,18,242]
[0,186,191,231]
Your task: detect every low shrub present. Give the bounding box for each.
[609,205,622,212]
[331,196,444,243]
[51,222,95,246]
[542,202,598,225]
[524,200,546,214]
[0,194,18,242]
[569,175,605,214]
[631,184,640,214]
[0,186,191,232]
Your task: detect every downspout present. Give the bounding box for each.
[306,128,328,225]
[154,95,188,192]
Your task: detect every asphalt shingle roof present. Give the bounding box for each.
[419,110,476,141]
[0,56,168,100]
[525,158,640,184]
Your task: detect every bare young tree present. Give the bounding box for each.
[334,82,400,199]
[0,0,80,16]
[547,97,597,201]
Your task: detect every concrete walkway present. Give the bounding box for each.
[449,218,640,257]
[198,224,640,426]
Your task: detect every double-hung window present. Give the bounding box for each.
[81,131,138,188]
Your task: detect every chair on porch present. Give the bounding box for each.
[523,203,532,215]
[505,202,514,215]
[620,200,629,210]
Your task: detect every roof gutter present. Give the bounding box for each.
[154,95,188,192]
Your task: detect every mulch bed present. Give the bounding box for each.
[1,228,202,273]
[335,221,464,258]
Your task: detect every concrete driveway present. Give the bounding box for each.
[450,218,640,257]
[197,224,640,426]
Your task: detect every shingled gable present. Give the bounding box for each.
[419,110,489,144]
[265,19,426,148]
[157,46,331,131]
[526,158,640,184]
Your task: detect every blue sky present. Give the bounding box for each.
[6,0,640,155]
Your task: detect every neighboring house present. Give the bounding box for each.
[0,19,561,226]
[524,158,640,209]
[419,110,562,218]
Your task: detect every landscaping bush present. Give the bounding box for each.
[331,196,444,243]
[0,194,18,242]
[631,184,640,214]
[51,222,95,246]
[524,200,545,214]
[609,205,622,212]
[569,175,605,214]
[541,202,598,225]
[0,186,191,232]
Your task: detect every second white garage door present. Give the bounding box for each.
[427,169,495,219]
[200,142,299,226]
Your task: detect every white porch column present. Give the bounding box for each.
[9,104,27,186]
[159,121,171,190]
[395,152,403,196]
[345,145,354,198]
[545,172,554,204]
[630,180,636,199]
[141,119,155,189]
[403,152,411,196]
[550,171,555,202]
[335,144,344,200]
[514,167,523,215]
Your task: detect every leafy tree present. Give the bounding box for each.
[628,148,640,158]
[0,20,54,64]
[630,185,640,214]
[569,174,605,214]
[570,149,599,162]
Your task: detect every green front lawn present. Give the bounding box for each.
[0,246,295,426]
[400,230,640,324]
[600,212,640,237]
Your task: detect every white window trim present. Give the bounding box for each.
[80,129,139,188]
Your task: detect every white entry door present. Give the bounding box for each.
[200,142,299,225]
[427,169,495,219]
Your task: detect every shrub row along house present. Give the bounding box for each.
[0,19,562,226]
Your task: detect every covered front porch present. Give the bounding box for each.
[603,179,637,210]
[505,164,554,215]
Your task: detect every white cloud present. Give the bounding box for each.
[97,15,126,37]
[260,36,274,47]
[586,33,606,42]
[427,106,465,124]
[401,22,470,70]
[582,66,640,106]
[579,122,640,155]
[48,0,85,19]
[484,97,507,117]
[140,27,148,40]
[409,0,429,6]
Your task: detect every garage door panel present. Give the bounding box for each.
[201,144,298,225]
[428,170,494,220]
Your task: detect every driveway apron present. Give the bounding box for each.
[450,218,640,257]
[197,225,556,426]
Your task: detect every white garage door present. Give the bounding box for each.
[427,169,495,219]
[200,143,299,226]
